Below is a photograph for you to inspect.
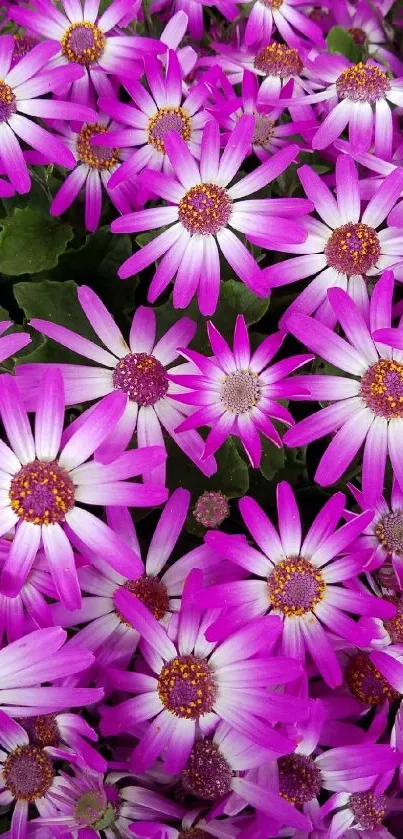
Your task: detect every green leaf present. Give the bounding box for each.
[166,437,249,501]
[260,438,286,481]
[14,280,101,365]
[326,26,364,62]
[0,208,73,275]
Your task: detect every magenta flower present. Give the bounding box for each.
[50,115,133,232]
[332,0,403,76]
[170,314,313,468]
[202,481,395,687]
[290,54,403,156]
[0,35,96,194]
[284,272,403,498]
[209,70,317,163]
[102,575,310,771]
[10,34,39,68]
[284,272,403,501]
[92,49,211,189]
[244,0,325,49]
[22,710,106,773]
[0,320,30,362]
[0,626,102,716]
[0,370,167,608]
[51,491,224,667]
[259,156,403,327]
[18,285,216,478]
[10,0,164,107]
[0,543,57,640]
[179,721,311,832]
[32,765,184,837]
[150,0,238,41]
[111,118,312,314]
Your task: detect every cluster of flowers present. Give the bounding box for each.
[3,0,403,836]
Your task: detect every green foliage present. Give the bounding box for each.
[326,26,364,63]
[0,208,73,275]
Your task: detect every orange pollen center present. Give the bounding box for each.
[268,556,326,616]
[61,22,106,65]
[147,106,192,153]
[157,655,217,718]
[4,745,54,801]
[178,183,232,235]
[345,651,400,705]
[360,359,403,419]
[253,43,303,77]
[77,123,119,169]
[336,63,390,103]
[325,222,380,275]
[9,459,75,526]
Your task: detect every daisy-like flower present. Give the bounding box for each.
[201,481,395,687]
[22,711,106,773]
[333,0,403,76]
[111,118,312,314]
[92,50,211,189]
[284,271,403,500]
[0,35,96,193]
[0,370,167,608]
[346,479,403,592]
[244,0,325,49]
[51,491,225,667]
[17,285,217,479]
[286,53,403,156]
[259,156,403,328]
[170,314,313,468]
[321,782,402,837]
[179,722,311,832]
[10,0,164,107]
[49,114,133,232]
[0,543,58,641]
[0,626,102,716]
[101,572,310,771]
[31,765,185,839]
[208,70,317,162]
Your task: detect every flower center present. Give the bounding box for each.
[112,352,168,405]
[278,755,322,807]
[194,491,229,528]
[220,370,260,414]
[3,745,54,801]
[268,556,326,616]
[61,22,106,65]
[325,222,380,275]
[0,80,16,122]
[384,597,403,643]
[77,124,119,170]
[361,359,403,419]
[253,44,303,77]
[253,114,276,146]
[376,510,403,553]
[12,35,37,66]
[121,576,169,621]
[259,0,283,8]
[348,27,367,45]
[74,791,116,830]
[181,741,232,800]
[336,62,390,103]
[178,183,232,235]
[345,651,400,705]
[9,460,75,526]
[147,107,192,153]
[179,831,211,839]
[375,559,400,592]
[157,655,217,719]
[349,792,387,829]
[30,715,60,748]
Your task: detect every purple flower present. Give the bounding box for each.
[291,54,403,156]
[111,118,312,314]
[101,572,309,770]
[284,272,403,501]
[0,320,30,362]
[22,711,106,773]
[0,370,167,608]
[259,156,403,327]
[208,70,317,163]
[332,0,403,76]
[51,490,225,667]
[18,285,217,478]
[50,114,133,232]
[202,481,394,687]
[10,0,164,107]
[179,721,311,832]
[0,35,96,194]
[10,34,39,68]
[0,626,102,715]
[151,0,238,41]
[92,49,211,189]
[29,765,184,837]
[243,0,325,49]
[0,542,57,639]
[170,315,312,468]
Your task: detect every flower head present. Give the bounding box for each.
[170,314,312,467]
[243,0,325,49]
